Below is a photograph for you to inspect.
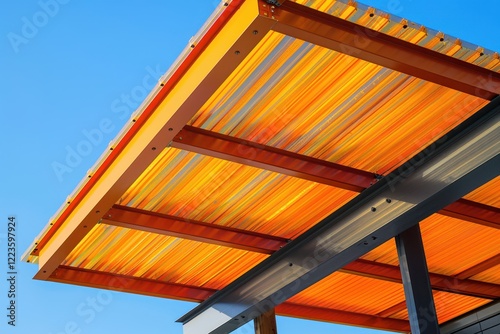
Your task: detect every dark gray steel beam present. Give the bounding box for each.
[180,99,500,334]
[396,224,439,334]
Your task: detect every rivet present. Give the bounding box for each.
[160,83,165,86]
[43,270,46,273]
[480,52,484,56]
[234,50,240,55]
[110,147,114,151]
[132,119,136,122]
[289,263,293,267]
[96,210,100,214]
[190,44,195,48]
[403,24,408,29]
[168,127,173,131]
[386,198,392,203]
[253,30,258,35]
[152,147,157,151]
[363,241,369,245]
[224,2,228,6]
[67,201,71,204]
[88,175,91,178]
[371,207,377,212]
[179,137,183,140]
[372,236,377,240]
[369,13,374,17]
[83,225,87,228]
[440,37,444,42]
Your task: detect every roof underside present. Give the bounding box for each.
[26,0,500,333]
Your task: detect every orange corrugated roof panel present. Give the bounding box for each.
[24,0,500,332]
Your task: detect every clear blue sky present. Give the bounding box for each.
[0,1,498,333]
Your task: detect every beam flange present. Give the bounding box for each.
[396,224,439,334]
[180,99,500,334]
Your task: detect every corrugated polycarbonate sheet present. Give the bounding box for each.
[361,214,500,276]
[286,272,405,315]
[464,176,500,207]
[291,0,500,72]
[471,264,500,284]
[63,224,268,290]
[119,147,357,239]
[188,30,488,175]
[389,291,491,323]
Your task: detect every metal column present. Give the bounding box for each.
[396,224,440,334]
[254,309,278,334]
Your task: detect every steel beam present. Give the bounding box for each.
[172,126,376,192]
[343,259,500,299]
[51,265,216,302]
[103,205,289,254]
[103,206,500,299]
[50,266,410,332]
[180,99,500,334]
[440,199,500,229]
[276,303,410,332]
[455,254,500,280]
[396,224,439,334]
[272,1,500,99]
[172,126,500,229]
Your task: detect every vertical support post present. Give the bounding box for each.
[254,308,278,334]
[396,224,440,334]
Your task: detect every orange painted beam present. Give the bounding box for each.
[272,1,500,99]
[50,266,411,333]
[103,206,500,300]
[440,199,500,229]
[104,205,289,254]
[172,126,377,192]
[172,126,500,229]
[51,265,215,302]
[276,302,410,333]
[455,253,500,280]
[343,259,500,300]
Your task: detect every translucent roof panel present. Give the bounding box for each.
[188,31,488,174]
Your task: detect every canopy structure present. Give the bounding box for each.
[25,1,500,333]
